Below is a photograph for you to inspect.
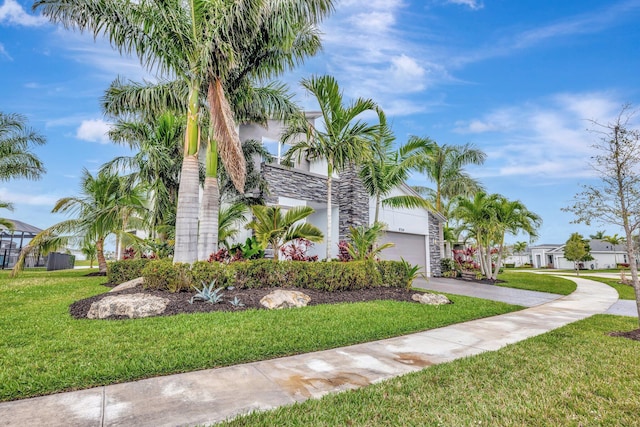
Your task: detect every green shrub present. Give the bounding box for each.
[140,259,410,292]
[108,259,151,284]
[440,258,456,273]
[142,259,191,293]
[504,263,516,268]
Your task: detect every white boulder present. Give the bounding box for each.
[412,292,452,305]
[87,293,168,319]
[260,289,311,309]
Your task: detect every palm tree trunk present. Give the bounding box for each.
[326,175,332,260]
[96,238,107,274]
[197,176,220,261]
[174,154,200,263]
[374,193,380,223]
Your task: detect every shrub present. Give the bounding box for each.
[504,263,516,268]
[140,259,410,292]
[440,258,456,273]
[108,259,152,284]
[336,240,353,262]
[142,259,191,293]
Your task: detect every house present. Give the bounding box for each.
[0,219,45,269]
[530,240,628,270]
[238,114,445,276]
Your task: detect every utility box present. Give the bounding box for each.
[46,252,75,271]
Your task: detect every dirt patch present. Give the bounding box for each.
[70,286,422,320]
[609,329,640,342]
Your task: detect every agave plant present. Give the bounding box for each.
[189,280,225,304]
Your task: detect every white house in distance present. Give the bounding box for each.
[530,240,628,269]
[237,113,445,276]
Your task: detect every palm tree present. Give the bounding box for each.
[512,241,528,266]
[103,111,184,241]
[590,230,607,240]
[413,139,486,214]
[12,169,148,275]
[246,205,323,261]
[36,0,335,264]
[603,233,626,267]
[0,112,46,181]
[346,222,395,261]
[489,197,541,279]
[80,241,97,269]
[455,193,540,280]
[217,202,250,249]
[283,75,378,259]
[359,110,433,223]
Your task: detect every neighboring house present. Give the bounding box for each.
[238,114,445,276]
[503,248,532,267]
[0,219,45,269]
[531,240,628,270]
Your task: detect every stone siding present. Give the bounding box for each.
[260,163,339,205]
[338,164,370,241]
[428,212,443,277]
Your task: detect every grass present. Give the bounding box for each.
[581,276,637,300]
[0,269,521,402]
[496,271,577,295]
[224,315,640,426]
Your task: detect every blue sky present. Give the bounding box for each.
[1,0,640,245]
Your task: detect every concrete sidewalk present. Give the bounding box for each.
[0,276,619,427]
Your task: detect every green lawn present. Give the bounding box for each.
[224,315,640,426]
[0,269,521,402]
[581,276,637,300]
[496,271,577,295]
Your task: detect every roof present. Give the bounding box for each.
[0,219,43,237]
[588,239,626,252]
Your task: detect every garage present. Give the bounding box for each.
[379,231,428,274]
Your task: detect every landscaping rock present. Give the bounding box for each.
[412,293,452,305]
[260,290,311,309]
[109,277,145,292]
[87,293,169,319]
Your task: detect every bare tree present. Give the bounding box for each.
[563,104,640,324]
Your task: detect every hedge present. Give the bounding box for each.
[107,259,151,284]
[114,258,412,292]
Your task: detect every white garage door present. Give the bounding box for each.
[379,232,427,273]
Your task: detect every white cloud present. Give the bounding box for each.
[349,11,395,33]
[0,187,59,206]
[76,119,112,144]
[0,0,47,26]
[445,0,484,10]
[0,42,11,60]
[454,92,625,179]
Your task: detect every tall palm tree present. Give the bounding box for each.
[246,205,323,261]
[512,241,528,266]
[283,75,378,259]
[103,111,184,241]
[12,169,148,275]
[589,230,607,240]
[359,110,433,223]
[0,112,46,181]
[36,0,335,264]
[413,139,486,214]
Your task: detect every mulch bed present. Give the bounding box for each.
[70,285,422,320]
[609,329,640,342]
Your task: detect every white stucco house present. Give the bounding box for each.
[530,240,628,269]
[236,114,445,276]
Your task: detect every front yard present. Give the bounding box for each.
[0,269,520,401]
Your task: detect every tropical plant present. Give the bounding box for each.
[512,241,528,266]
[228,296,245,308]
[346,222,395,261]
[359,110,433,222]
[103,111,184,240]
[399,258,425,288]
[190,280,225,304]
[283,75,378,259]
[454,192,541,280]
[246,205,323,261]
[230,237,265,261]
[589,230,607,240]
[0,201,14,231]
[80,241,97,269]
[280,238,318,261]
[12,169,148,275]
[217,203,250,249]
[413,139,486,214]
[37,0,335,264]
[0,112,46,182]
